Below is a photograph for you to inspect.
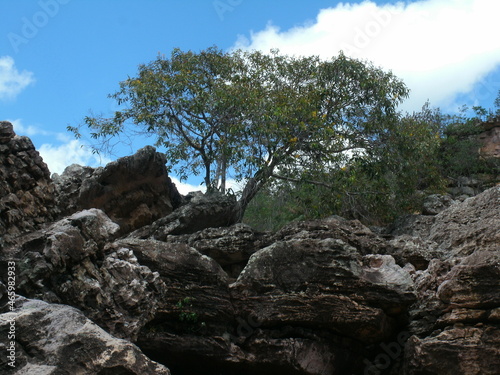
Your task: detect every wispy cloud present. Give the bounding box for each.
[0,56,34,100]
[38,140,112,175]
[233,0,500,111]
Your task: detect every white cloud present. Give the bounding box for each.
[39,140,112,175]
[0,56,34,100]
[9,118,49,137]
[233,0,500,111]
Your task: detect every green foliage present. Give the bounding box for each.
[438,104,500,178]
[176,297,198,324]
[70,46,408,218]
[244,103,448,227]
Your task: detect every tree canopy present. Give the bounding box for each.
[70,46,409,219]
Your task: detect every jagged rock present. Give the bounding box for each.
[422,194,455,215]
[404,326,500,375]
[116,237,234,326]
[9,209,166,340]
[409,249,500,336]
[53,146,182,233]
[426,187,500,258]
[230,237,415,345]
[0,121,57,248]
[132,192,240,239]
[387,187,500,271]
[164,223,273,278]
[0,297,170,374]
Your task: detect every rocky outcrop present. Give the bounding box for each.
[10,209,166,341]
[0,126,499,374]
[479,117,500,158]
[0,297,170,374]
[0,121,57,248]
[53,146,182,233]
[131,191,240,239]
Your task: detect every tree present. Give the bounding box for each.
[70,47,408,220]
[244,102,447,227]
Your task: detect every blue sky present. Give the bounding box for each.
[2,0,500,193]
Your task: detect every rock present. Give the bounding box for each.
[0,121,57,248]
[132,192,240,239]
[426,187,500,258]
[404,326,500,375]
[422,194,455,215]
[274,216,389,255]
[164,223,272,278]
[116,237,234,327]
[0,297,170,374]
[53,146,182,233]
[403,248,500,374]
[230,237,415,345]
[478,120,500,158]
[9,209,165,340]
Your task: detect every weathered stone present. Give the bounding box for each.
[132,192,240,239]
[0,297,170,374]
[422,193,455,215]
[230,237,415,344]
[404,326,500,375]
[10,209,165,340]
[0,122,57,247]
[164,223,272,278]
[53,146,182,233]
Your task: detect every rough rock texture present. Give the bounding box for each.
[164,223,272,278]
[479,118,500,158]
[132,192,240,239]
[1,127,499,374]
[7,209,166,341]
[0,121,57,248]
[0,297,170,374]
[422,193,455,215]
[53,146,182,233]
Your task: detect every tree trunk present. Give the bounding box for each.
[235,166,274,221]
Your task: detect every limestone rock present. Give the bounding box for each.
[53,146,182,233]
[0,297,170,374]
[164,223,272,278]
[404,326,500,375]
[422,194,455,215]
[231,237,415,345]
[10,209,165,340]
[0,121,57,247]
[131,192,240,239]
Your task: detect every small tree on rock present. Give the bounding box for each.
[70,47,408,220]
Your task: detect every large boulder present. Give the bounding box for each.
[0,297,170,374]
[6,209,166,340]
[53,146,182,233]
[0,121,57,248]
[403,250,500,374]
[131,192,240,239]
[164,223,273,278]
[387,187,500,269]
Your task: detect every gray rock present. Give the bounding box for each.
[132,192,240,239]
[0,122,57,247]
[422,194,455,215]
[12,209,165,340]
[53,146,182,233]
[0,297,170,374]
